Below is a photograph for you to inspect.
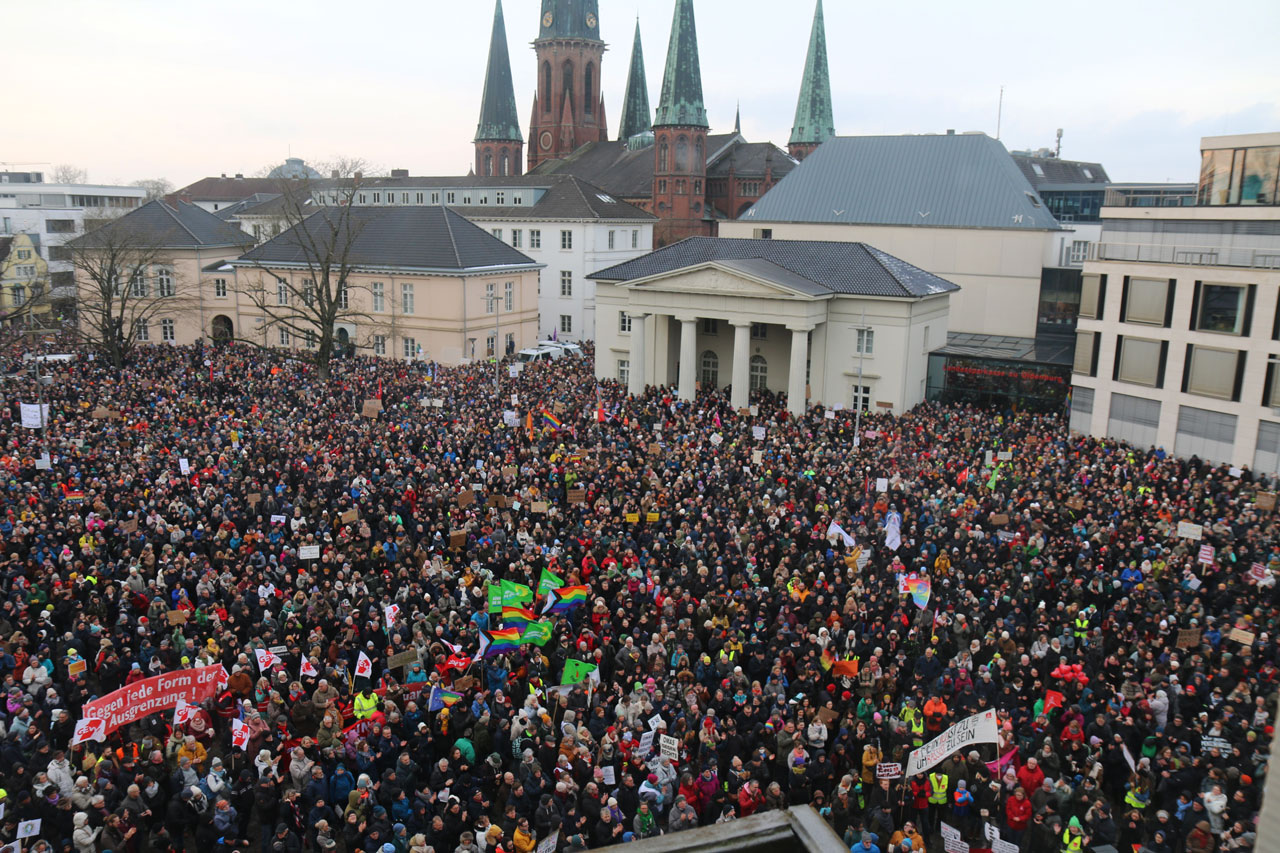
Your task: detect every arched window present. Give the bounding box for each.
[483,153,493,177]
[659,142,669,171]
[676,136,689,171]
[561,60,574,114]
[750,355,768,390]
[541,61,552,110]
[500,150,509,177]
[584,64,594,115]
[700,350,719,387]
[695,138,703,167]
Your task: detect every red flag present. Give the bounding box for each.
[71,716,106,745]
[1045,689,1065,712]
[231,717,250,750]
[957,467,969,485]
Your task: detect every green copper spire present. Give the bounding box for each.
[537,0,602,42]
[618,20,652,140]
[654,0,707,128]
[789,0,835,146]
[475,0,522,142]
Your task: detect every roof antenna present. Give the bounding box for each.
[996,86,1004,140]
[1054,128,1063,159]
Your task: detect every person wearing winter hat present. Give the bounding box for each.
[72,811,102,853]
[1061,815,1088,852]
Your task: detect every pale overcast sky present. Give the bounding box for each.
[8,0,1279,189]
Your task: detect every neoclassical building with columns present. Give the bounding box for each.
[589,238,959,414]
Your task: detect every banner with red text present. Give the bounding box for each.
[75,665,225,741]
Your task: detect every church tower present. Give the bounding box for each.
[651,0,709,246]
[527,0,608,171]
[788,0,835,161]
[475,0,524,176]
[617,20,651,142]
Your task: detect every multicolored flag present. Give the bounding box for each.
[561,659,598,685]
[537,567,565,597]
[541,410,562,431]
[519,620,554,647]
[479,627,522,658]
[501,605,537,630]
[898,576,932,609]
[541,585,589,614]
[428,686,464,712]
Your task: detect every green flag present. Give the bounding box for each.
[500,579,533,607]
[537,567,565,597]
[487,584,502,614]
[520,620,554,647]
[561,659,598,685]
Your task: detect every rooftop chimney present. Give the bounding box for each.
[235,173,244,179]
[354,171,363,181]
[946,129,955,135]
[221,173,227,178]
[331,170,340,179]
[390,169,409,178]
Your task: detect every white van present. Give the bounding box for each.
[517,348,556,363]
[536,341,584,358]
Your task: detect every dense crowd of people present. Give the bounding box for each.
[0,338,1275,853]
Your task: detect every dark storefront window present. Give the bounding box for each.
[1038,268,1082,334]
[927,354,1070,413]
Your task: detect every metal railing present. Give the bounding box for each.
[1088,241,1280,270]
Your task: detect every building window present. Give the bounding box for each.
[676,180,686,195]
[401,283,414,315]
[496,191,505,205]
[855,328,874,354]
[214,278,227,298]
[401,192,409,204]
[504,281,513,312]
[617,359,629,385]
[1195,283,1248,335]
[1183,345,1241,401]
[560,271,572,297]
[485,282,495,313]
[560,230,572,250]
[14,266,35,279]
[161,319,175,342]
[512,229,522,248]
[45,219,74,233]
[134,319,148,341]
[1114,336,1165,388]
[1175,406,1238,464]
[513,195,523,206]
[1069,240,1089,264]
[372,193,380,204]
[463,195,471,205]
[1256,420,1280,473]
[304,331,317,350]
[339,285,350,310]
[302,280,315,307]
[753,228,773,239]
[416,192,424,204]
[373,335,386,356]
[273,280,287,307]
[431,192,440,204]
[658,180,667,194]
[608,230,615,249]
[403,337,417,359]
[372,281,384,312]
[850,385,872,412]
[619,313,632,333]
[48,246,71,262]
[1079,273,1104,320]
[1073,330,1098,376]
[486,333,496,357]
[156,267,174,297]
[11,285,24,306]
[701,318,719,335]
[446,192,455,204]
[279,328,290,346]
[15,249,30,261]
[505,332,514,354]
[560,314,572,334]
[750,323,767,340]
[530,230,541,249]
[1123,277,1172,326]
[700,350,719,387]
[749,354,768,390]
[491,228,503,240]
[632,230,639,249]
[1068,385,1094,434]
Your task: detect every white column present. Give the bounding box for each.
[787,325,811,417]
[677,317,697,402]
[627,312,648,397]
[730,321,751,409]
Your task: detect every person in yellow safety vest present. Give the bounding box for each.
[900,698,925,747]
[1061,815,1088,852]
[1073,609,1090,643]
[352,688,379,720]
[928,771,949,806]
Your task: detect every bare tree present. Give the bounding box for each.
[233,158,378,381]
[65,217,196,368]
[132,178,173,201]
[52,164,88,184]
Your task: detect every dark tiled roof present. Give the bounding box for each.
[70,200,255,250]
[745,134,1061,230]
[475,0,522,143]
[214,193,283,220]
[707,141,797,179]
[175,176,291,202]
[450,176,654,222]
[1011,155,1110,190]
[588,236,959,298]
[528,141,656,199]
[236,206,537,271]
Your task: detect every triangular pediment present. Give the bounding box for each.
[621,260,827,300]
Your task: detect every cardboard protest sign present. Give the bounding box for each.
[1176,628,1201,648]
[166,611,189,625]
[990,513,1009,526]
[567,488,586,504]
[361,399,382,417]
[457,489,476,507]
[388,650,420,670]
[531,501,548,513]
[449,530,466,549]
[1257,492,1277,511]
[876,762,903,779]
[340,509,359,524]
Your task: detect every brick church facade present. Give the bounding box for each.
[474,0,837,246]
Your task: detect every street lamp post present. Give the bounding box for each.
[854,307,868,443]
[487,295,501,397]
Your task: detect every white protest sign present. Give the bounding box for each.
[940,823,961,843]
[270,514,286,524]
[35,453,51,470]
[824,410,835,420]
[638,731,654,756]
[992,840,1018,853]
[509,365,521,378]
[905,710,1000,776]
[648,714,664,730]
[19,402,49,429]
[997,450,1013,461]
[511,394,518,406]
[709,433,722,446]
[179,458,190,475]
[1199,544,1216,565]
[752,426,766,441]
[660,734,679,760]
[298,545,321,560]
[984,823,1000,842]
[503,410,518,428]
[536,831,559,853]
[600,766,616,785]
[876,477,889,493]
[1177,521,1203,540]
[17,818,41,839]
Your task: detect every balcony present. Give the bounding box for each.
[1088,241,1280,270]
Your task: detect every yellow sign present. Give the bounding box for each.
[646,512,659,522]
[625,513,640,523]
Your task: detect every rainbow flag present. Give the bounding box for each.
[541,409,562,431]
[479,627,521,658]
[501,606,536,630]
[428,686,463,712]
[541,584,589,614]
[898,577,931,610]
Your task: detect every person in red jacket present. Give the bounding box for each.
[1004,786,1032,843]
[909,775,933,831]
[738,779,764,817]
[1016,757,1046,797]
